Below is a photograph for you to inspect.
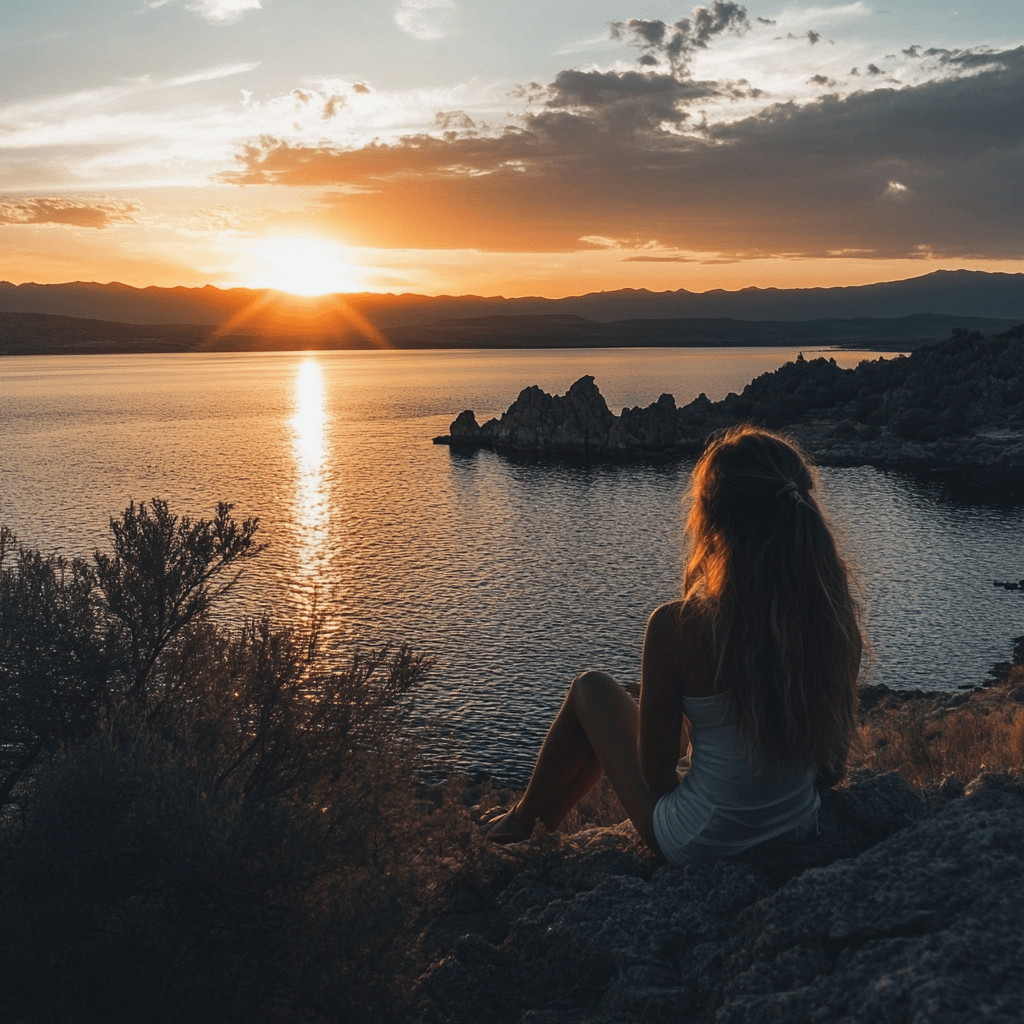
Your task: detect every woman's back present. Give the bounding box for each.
[652,692,820,866]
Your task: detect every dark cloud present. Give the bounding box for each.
[756,16,775,25]
[923,46,1012,73]
[219,46,1024,261]
[866,63,884,76]
[0,197,141,229]
[902,45,921,58]
[850,67,860,75]
[808,75,837,88]
[539,68,747,129]
[610,2,749,75]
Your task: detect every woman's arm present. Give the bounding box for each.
[638,602,686,795]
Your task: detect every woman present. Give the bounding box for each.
[481,425,863,865]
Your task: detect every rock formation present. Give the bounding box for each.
[413,770,1024,1023]
[436,325,1024,472]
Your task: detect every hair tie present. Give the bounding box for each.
[776,481,808,507]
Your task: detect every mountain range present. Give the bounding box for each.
[1,270,1022,354]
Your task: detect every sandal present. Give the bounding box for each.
[479,804,533,844]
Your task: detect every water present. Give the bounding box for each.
[3,347,1023,783]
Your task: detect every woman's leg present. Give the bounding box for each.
[493,670,664,858]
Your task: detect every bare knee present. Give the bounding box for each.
[569,670,619,708]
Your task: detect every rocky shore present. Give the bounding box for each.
[409,661,1024,1024]
[434,325,1024,473]
[414,766,1024,1024]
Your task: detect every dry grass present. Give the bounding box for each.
[853,670,1024,789]
[559,776,628,832]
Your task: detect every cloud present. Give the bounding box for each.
[145,0,262,23]
[808,75,838,87]
[434,110,476,132]
[394,0,457,41]
[217,45,1024,261]
[787,29,829,44]
[0,71,488,185]
[554,33,621,56]
[620,254,695,262]
[610,2,750,75]
[169,61,261,85]
[186,0,261,23]
[174,204,247,233]
[0,196,141,229]
[322,94,347,120]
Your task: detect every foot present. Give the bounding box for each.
[479,803,533,844]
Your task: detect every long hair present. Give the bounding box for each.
[683,425,862,776]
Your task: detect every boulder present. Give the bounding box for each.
[450,409,482,439]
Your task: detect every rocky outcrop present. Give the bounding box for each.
[442,375,710,459]
[413,771,1024,1024]
[435,325,1024,471]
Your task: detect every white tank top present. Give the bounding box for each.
[652,692,820,866]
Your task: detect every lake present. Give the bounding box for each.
[3,347,1023,783]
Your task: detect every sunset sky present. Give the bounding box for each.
[1,0,1021,297]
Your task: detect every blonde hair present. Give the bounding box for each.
[684,425,862,776]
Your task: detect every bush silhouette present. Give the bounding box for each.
[0,502,470,1023]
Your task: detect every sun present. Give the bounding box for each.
[256,238,363,296]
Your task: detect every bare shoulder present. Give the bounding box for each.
[647,600,707,649]
[645,599,715,697]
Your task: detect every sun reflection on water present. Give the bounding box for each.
[291,359,330,613]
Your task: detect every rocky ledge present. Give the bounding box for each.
[434,325,1024,472]
[414,769,1024,1024]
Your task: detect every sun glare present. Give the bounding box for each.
[257,239,363,296]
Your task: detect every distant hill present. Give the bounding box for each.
[2,308,1021,356]
[2,269,1023,334]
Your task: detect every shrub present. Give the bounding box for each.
[0,526,110,804]
[0,504,473,1023]
[0,500,262,804]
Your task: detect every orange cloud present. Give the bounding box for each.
[0,197,141,229]
[219,47,1024,261]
